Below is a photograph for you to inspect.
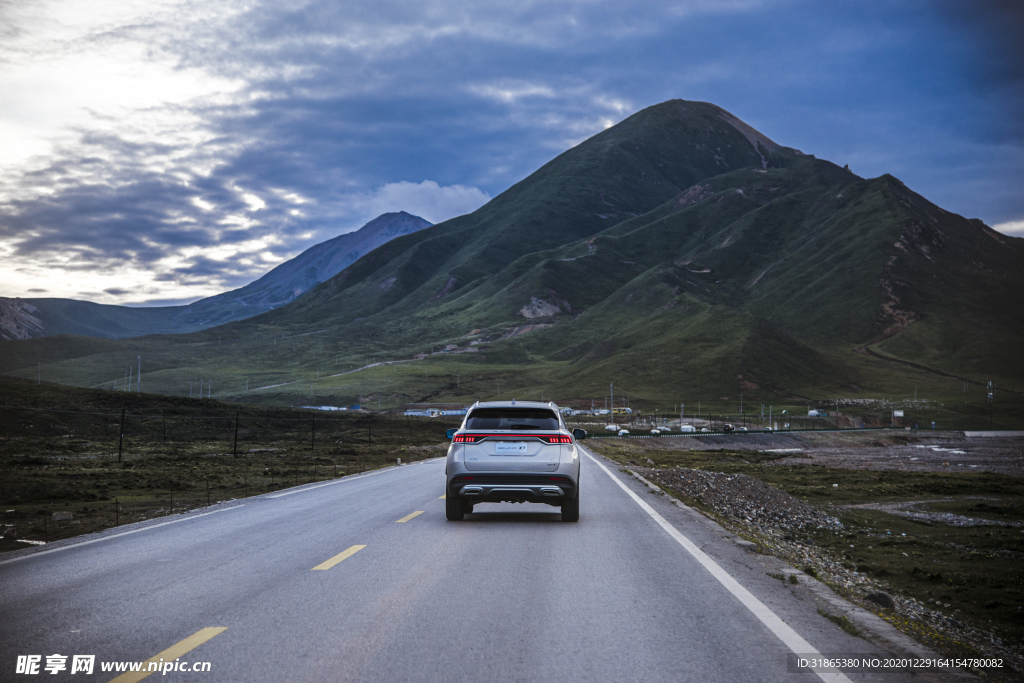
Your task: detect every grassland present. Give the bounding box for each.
[5,322,1023,433]
[0,376,459,552]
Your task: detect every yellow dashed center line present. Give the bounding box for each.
[106,627,227,683]
[439,494,446,499]
[396,510,424,523]
[311,544,366,571]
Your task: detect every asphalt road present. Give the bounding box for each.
[0,447,922,683]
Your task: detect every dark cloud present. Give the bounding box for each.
[103,287,131,295]
[3,0,1023,302]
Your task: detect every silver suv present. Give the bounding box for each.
[444,400,585,522]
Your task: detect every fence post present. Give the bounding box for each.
[311,417,315,451]
[243,472,248,498]
[118,408,126,463]
[233,411,239,457]
[367,414,372,445]
[115,498,119,526]
[162,411,166,444]
[206,480,210,507]
[42,512,48,543]
[170,490,173,515]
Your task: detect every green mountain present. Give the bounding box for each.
[0,212,431,341]
[3,100,1022,412]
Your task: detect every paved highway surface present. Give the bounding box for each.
[1,447,923,682]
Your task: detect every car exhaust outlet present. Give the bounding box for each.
[540,487,562,497]
[462,486,483,496]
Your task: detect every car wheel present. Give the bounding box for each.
[445,494,465,521]
[561,494,579,522]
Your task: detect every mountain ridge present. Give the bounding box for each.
[0,211,431,340]
[2,99,1020,406]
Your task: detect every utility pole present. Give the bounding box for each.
[128,366,132,393]
[610,383,614,425]
[117,408,125,463]
[137,355,141,393]
[233,412,239,456]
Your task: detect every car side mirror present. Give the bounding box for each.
[446,428,457,440]
[572,428,587,441]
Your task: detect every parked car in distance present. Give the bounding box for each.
[723,424,734,432]
[617,429,630,436]
[679,425,696,433]
[699,427,711,432]
[604,424,619,431]
[738,427,748,432]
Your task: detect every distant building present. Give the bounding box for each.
[405,408,441,417]
[402,403,468,417]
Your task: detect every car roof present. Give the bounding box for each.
[469,400,560,410]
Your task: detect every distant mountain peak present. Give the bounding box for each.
[3,212,432,339]
[179,211,433,324]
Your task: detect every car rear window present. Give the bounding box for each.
[465,408,560,430]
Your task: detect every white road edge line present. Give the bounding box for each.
[266,458,437,498]
[0,505,245,567]
[583,449,852,683]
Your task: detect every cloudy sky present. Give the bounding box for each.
[1,0,1021,306]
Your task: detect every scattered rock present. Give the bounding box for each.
[866,592,897,610]
[636,466,841,533]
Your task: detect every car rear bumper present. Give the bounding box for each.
[447,474,577,504]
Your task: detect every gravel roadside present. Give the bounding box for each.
[634,464,1024,680]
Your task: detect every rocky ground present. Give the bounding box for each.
[640,430,1024,477]
[846,499,1024,529]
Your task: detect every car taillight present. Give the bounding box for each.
[454,476,475,480]
[452,434,481,443]
[540,435,572,444]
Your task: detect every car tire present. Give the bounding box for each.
[561,494,579,522]
[445,494,465,521]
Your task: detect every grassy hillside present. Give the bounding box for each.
[1,99,1021,420]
